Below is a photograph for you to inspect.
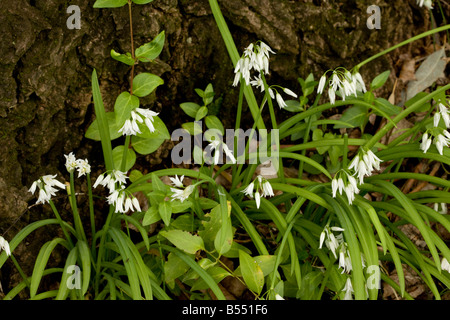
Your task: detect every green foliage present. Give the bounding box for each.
[4,0,450,302]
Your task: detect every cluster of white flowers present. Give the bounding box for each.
[206,138,236,165]
[348,148,383,185]
[0,236,11,256]
[28,153,92,205]
[319,225,345,258]
[118,108,159,136]
[330,148,382,205]
[241,175,274,209]
[319,225,369,300]
[331,170,360,205]
[169,175,195,203]
[420,103,450,155]
[417,0,433,9]
[317,68,366,105]
[94,170,141,214]
[64,152,91,177]
[233,41,297,109]
[29,174,66,205]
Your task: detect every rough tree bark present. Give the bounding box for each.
[0,0,440,294]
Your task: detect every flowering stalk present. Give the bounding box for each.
[49,200,74,248]
[208,0,266,131]
[65,153,88,243]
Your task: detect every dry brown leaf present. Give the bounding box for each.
[398,59,417,82]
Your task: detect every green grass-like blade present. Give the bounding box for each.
[91,69,114,171]
[160,244,226,300]
[55,247,79,300]
[30,238,68,298]
[373,180,441,272]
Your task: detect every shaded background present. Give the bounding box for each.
[0,0,446,296]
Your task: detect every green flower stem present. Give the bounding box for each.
[232,81,245,184]
[364,83,450,150]
[120,135,131,172]
[208,0,266,131]
[69,172,87,244]
[87,173,96,242]
[231,96,266,192]
[94,205,115,296]
[49,200,74,248]
[354,24,450,71]
[343,133,349,168]
[9,254,30,289]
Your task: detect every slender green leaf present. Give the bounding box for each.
[92,69,114,170]
[55,247,78,300]
[30,238,67,298]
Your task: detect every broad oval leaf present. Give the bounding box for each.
[195,106,208,121]
[112,145,136,172]
[239,250,264,295]
[160,229,205,254]
[93,0,127,8]
[132,73,164,97]
[205,115,224,135]
[181,121,203,136]
[114,91,139,126]
[132,0,154,4]
[135,31,165,62]
[85,112,122,141]
[159,200,173,226]
[370,70,390,90]
[110,49,135,66]
[143,206,161,226]
[180,102,201,118]
[333,105,368,129]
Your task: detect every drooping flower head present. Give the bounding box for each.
[241,175,274,209]
[29,174,66,205]
[331,170,360,205]
[119,108,159,136]
[417,0,433,9]
[94,170,141,214]
[420,128,450,155]
[319,225,345,258]
[317,68,366,105]
[348,148,383,185]
[0,236,11,256]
